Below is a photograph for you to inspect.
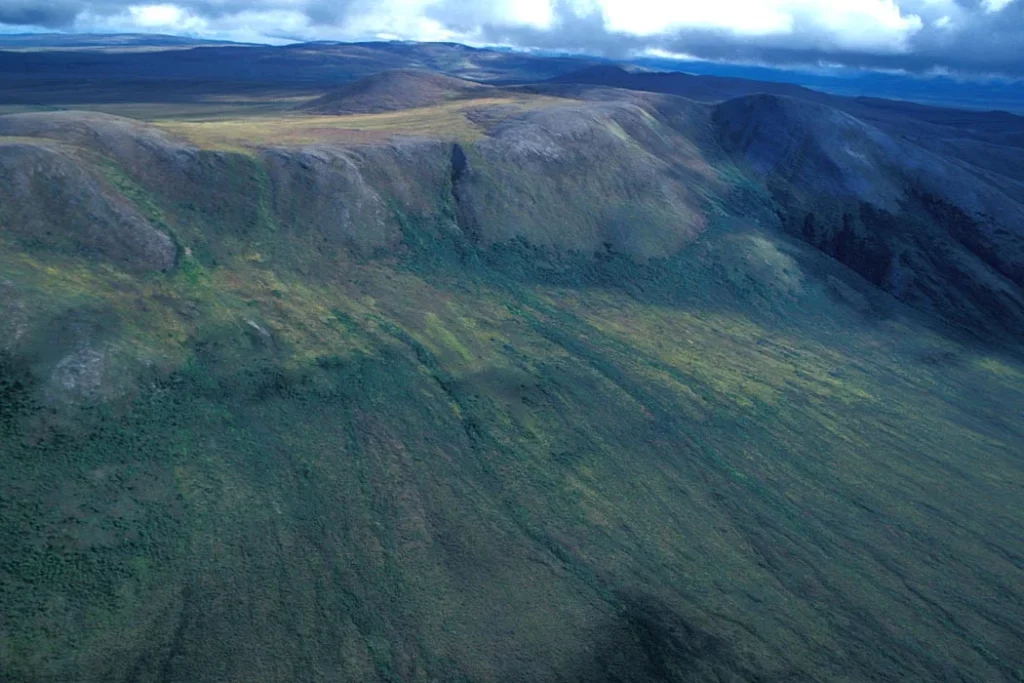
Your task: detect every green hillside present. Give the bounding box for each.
[1,82,1023,682]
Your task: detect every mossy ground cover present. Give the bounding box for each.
[4,204,1023,681]
[1,103,1023,682]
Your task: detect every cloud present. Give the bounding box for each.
[982,0,1014,11]
[0,0,83,27]
[0,0,1020,76]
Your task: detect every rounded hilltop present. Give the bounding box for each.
[299,69,489,115]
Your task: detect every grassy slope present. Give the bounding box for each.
[153,96,570,149]
[1,102,1023,683]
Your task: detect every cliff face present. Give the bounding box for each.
[0,99,721,269]
[1,90,1024,683]
[6,92,1024,336]
[0,131,177,273]
[714,94,1024,334]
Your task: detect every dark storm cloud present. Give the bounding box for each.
[905,1,1024,74]
[0,0,1021,77]
[0,0,348,27]
[0,0,87,27]
[476,0,1024,76]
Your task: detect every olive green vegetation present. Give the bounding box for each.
[1,105,1023,683]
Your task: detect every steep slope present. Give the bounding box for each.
[0,140,175,271]
[841,98,1024,186]
[300,70,490,115]
[714,93,1024,337]
[451,98,715,258]
[1,100,1023,683]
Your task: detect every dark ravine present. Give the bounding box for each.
[449,142,477,244]
[713,93,1024,337]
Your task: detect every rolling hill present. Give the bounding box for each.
[1,60,1023,683]
[547,64,829,103]
[300,70,490,115]
[0,33,257,50]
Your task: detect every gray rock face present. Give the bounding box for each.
[263,146,396,253]
[454,102,710,259]
[262,141,453,255]
[0,111,195,168]
[0,139,177,272]
[48,347,107,404]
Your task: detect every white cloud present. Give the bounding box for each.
[640,47,702,61]
[128,4,189,27]
[982,0,1014,11]
[497,0,555,30]
[6,0,1023,75]
[597,0,792,36]
[594,0,925,52]
[64,0,932,47]
[78,3,309,42]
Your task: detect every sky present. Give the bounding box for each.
[0,0,1021,77]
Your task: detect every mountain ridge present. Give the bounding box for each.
[1,52,1023,683]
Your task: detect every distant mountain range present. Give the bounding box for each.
[635,57,1024,114]
[0,34,1021,112]
[0,32,256,48]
